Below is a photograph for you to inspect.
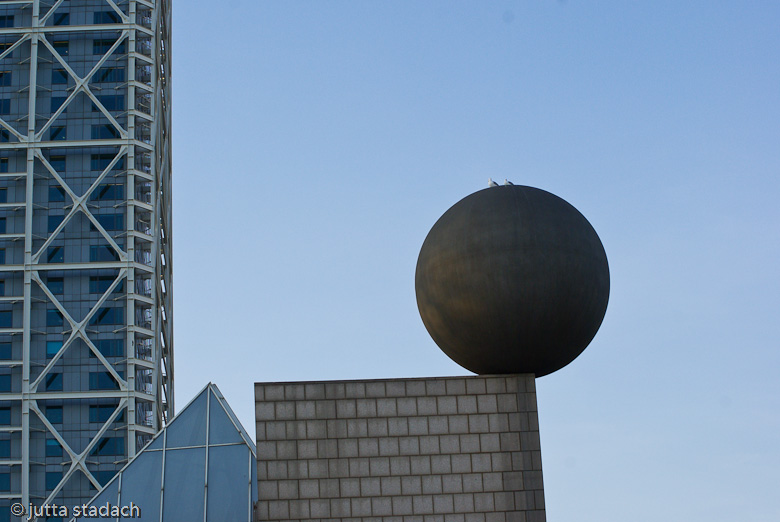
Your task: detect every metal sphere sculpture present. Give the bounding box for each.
[415,185,609,377]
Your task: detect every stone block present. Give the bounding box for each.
[457,396,478,414]
[390,456,412,475]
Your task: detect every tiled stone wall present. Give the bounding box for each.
[254,375,545,522]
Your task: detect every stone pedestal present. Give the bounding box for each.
[254,375,545,522]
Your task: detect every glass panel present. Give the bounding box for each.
[208,393,242,445]
[162,447,205,521]
[207,445,251,522]
[164,390,206,448]
[116,450,162,522]
[74,478,119,521]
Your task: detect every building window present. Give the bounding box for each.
[0,249,5,264]
[51,96,66,113]
[94,67,125,83]
[89,404,123,423]
[47,277,64,294]
[0,311,11,328]
[0,343,7,361]
[46,406,62,424]
[91,213,123,231]
[91,339,124,358]
[0,472,9,491]
[50,126,66,141]
[0,280,4,295]
[91,124,120,140]
[90,245,119,262]
[0,374,12,392]
[0,407,9,424]
[45,471,62,491]
[0,129,8,142]
[53,12,69,26]
[49,186,65,202]
[47,246,63,263]
[47,215,63,233]
[89,276,123,294]
[95,470,115,486]
[0,71,10,86]
[46,341,62,358]
[90,154,124,171]
[0,158,7,173]
[0,15,14,28]
[49,155,66,172]
[93,95,124,112]
[52,69,68,84]
[89,307,123,326]
[0,99,9,115]
[46,309,63,327]
[0,439,10,458]
[46,438,61,457]
[91,436,124,456]
[89,372,121,391]
[0,188,6,202]
[94,11,121,24]
[93,38,125,55]
[53,40,69,56]
[0,217,5,234]
[91,183,124,201]
[45,373,62,391]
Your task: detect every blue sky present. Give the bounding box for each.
[171,2,779,521]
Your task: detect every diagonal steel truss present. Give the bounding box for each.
[0,0,172,509]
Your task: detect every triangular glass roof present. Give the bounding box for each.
[70,383,257,522]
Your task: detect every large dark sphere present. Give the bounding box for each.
[415,185,609,377]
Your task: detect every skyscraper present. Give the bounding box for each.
[0,0,172,514]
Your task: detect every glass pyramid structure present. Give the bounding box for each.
[69,383,257,522]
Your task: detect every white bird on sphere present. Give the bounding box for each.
[488,178,499,187]
[504,179,514,186]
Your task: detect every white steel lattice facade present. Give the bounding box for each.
[0,0,172,515]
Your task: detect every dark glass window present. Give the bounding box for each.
[49,186,65,202]
[0,129,8,142]
[90,245,119,262]
[46,246,63,263]
[51,96,66,113]
[89,371,121,391]
[0,375,10,392]
[0,188,6,202]
[89,404,124,423]
[0,70,10,86]
[89,276,123,294]
[46,471,62,490]
[46,406,62,424]
[91,436,124,456]
[94,67,125,83]
[47,277,64,293]
[93,38,125,55]
[53,40,69,57]
[0,249,5,264]
[0,158,7,173]
[53,12,69,26]
[47,215,63,232]
[46,341,62,358]
[45,373,62,391]
[89,307,123,325]
[0,217,5,234]
[0,280,4,295]
[49,126,66,141]
[91,213,123,231]
[0,16,13,28]
[0,99,9,115]
[91,124,120,139]
[0,472,9,491]
[0,407,9,424]
[46,438,61,457]
[0,440,10,458]
[0,342,9,359]
[52,69,68,84]
[0,310,11,328]
[94,11,121,24]
[90,339,124,358]
[93,95,124,112]
[95,470,115,486]
[90,154,125,171]
[46,309,63,327]
[49,155,66,172]
[91,183,124,201]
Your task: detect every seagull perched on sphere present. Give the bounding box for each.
[488,178,499,187]
[504,179,514,186]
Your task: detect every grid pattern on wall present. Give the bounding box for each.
[255,375,546,522]
[0,0,172,514]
